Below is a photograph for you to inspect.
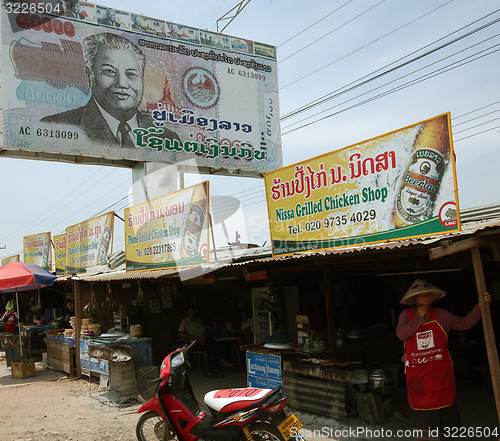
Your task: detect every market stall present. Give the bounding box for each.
[0,262,57,377]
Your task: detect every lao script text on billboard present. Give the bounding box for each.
[65,211,114,274]
[125,181,209,272]
[53,233,66,275]
[23,231,51,269]
[0,2,281,176]
[265,113,460,256]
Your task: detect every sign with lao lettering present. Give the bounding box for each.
[65,212,114,274]
[125,182,209,272]
[53,233,66,275]
[265,113,460,256]
[0,1,281,176]
[23,231,51,269]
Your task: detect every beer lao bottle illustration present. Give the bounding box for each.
[393,116,450,228]
[97,213,114,264]
[180,183,208,259]
[41,236,51,270]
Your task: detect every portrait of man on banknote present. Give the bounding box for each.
[41,32,179,148]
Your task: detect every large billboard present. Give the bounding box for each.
[125,181,209,272]
[23,231,51,269]
[0,1,281,176]
[265,113,460,256]
[65,211,114,273]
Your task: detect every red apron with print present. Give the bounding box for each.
[403,308,455,410]
[4,312,17,333]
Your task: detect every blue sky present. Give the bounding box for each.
[1,0,498,259]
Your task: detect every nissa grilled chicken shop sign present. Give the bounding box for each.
[265,113,460,256]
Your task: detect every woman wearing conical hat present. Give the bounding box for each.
[396,279,491,440]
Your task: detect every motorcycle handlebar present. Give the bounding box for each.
[185,340,200,352]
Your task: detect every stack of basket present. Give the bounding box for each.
[89,323,101,336]
[64,328,74,337]
[81,318,93,336]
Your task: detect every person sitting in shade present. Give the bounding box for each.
[178,305,225,378]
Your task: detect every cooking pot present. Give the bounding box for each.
[367,368,393,395]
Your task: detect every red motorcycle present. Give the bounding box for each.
[136,341,305,441]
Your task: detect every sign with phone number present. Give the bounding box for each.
[264,114,460,256]
[125,182,209,272]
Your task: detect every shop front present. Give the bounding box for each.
[43,205,499,424]
[231,206,500,426]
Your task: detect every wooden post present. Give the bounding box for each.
[73,279,81,376]
[323,266,337,361]
[470,247,500,425]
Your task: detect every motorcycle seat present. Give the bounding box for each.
[204,387,273,413]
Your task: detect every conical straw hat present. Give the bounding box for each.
[400,279,446,305]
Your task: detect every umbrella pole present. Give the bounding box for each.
[16,289,23,360]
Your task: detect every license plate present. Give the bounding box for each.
[278,413,303,441]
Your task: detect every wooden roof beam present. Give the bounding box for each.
[429,237,488,260]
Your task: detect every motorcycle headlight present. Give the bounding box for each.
[171,352,185,368]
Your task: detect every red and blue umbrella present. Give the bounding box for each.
[0,261,57,360]
[0,261,57,293]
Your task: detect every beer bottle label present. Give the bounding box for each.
[395,148,446,224]
[97,213,114,264]
[181,203,205,257]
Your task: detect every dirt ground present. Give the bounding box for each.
[1,355,497,441]
[0,365,141,441]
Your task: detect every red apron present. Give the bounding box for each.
[403,308,456,410]
[4,312,18,333]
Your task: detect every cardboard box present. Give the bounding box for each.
[11,360,36,379]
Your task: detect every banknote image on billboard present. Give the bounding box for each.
[1,254,20,265]
[53,233,66,275]
[23,231,52,269]
[0,3,281,176]
[125,181,209,272]
[65,211,114,273]
[265,113,460,256]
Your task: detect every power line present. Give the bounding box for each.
[453,108,500,126]
[279,0,388,64]
[282,44,500,135]
[454,100,500,119]
[278,0,354,47]
[454,124,500,142]
[281,12,500,120]
[0,167,123,244]
[280,0,458,89]
[282,39,500,132]
[453,115,500,134]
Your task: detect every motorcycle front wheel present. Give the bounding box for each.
[244,422,286,441]
[136,411,177,441]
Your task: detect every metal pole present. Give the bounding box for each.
[16,289,23,360]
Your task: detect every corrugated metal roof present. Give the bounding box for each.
[220,213,500,267]
[57,204,500,282]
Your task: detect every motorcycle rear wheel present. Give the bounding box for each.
[245,422,286,441]
[136,411,177,441]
